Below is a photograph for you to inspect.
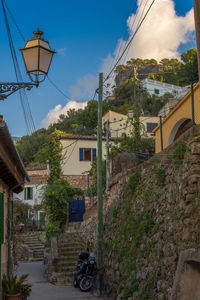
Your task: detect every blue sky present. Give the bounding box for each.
[0,0,196,137]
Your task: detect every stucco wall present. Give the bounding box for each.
[155,83,200,153]
[61,138,106,176]
[102,111,159,138]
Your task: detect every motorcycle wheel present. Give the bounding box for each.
[79,275,93,292]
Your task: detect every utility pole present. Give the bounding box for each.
[133,66,140,159]
[105,120,110,189]
[97,72,103,292]
[191,82,195,125]
[159,116,164,151]
[193,0,200,84]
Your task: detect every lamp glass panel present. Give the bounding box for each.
[38,48,53,73]
[22,47,39,73]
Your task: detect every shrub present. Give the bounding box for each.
[172,141,187,162]
[125,168,141,198]
[154,167,166,186]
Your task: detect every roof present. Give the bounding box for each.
[0,118,29,193]
[60,135,106,141]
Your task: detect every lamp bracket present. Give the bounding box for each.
[0,82,37,100]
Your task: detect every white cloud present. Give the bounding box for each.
[106,0,195,67]
[42,0,195,127]
[57,48,67,56]
[70,74,97,100]
[41,100,87,128]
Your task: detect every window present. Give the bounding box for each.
[154,88,160,95]
[79,148,96,161]
[147,122,158,133]
[24,187,33,200]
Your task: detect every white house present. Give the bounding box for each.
[14,166,48,228]
[102,110,159,138]
[141,78,188,97]
[60,136,106,189]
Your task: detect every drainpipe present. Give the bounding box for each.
[7,178,25,277]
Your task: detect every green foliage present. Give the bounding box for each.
[43,178,75,224]
[125,169,141,198]
[16,128,49,166]
[123,276,139,299]
[45,221,60,243]
[2,274,31,297]
[85,159,106,196]
[13,199,31,225]
[111,133,155,158]
[154,167,166,186]
[172,141,187,162]
[48,129,65,183]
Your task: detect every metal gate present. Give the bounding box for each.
[69,198,85,222]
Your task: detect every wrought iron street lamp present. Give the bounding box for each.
[20,28,55,85]
[0,29,55,100]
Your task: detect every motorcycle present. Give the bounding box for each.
[73,251,89,288]
[79,252,98,292]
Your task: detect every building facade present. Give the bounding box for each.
[0,116,28,299]
[15,166,48,229]
[102,110,159,138]
[141,78,188,97]
[153,83,200,153]
[60,136,106,189]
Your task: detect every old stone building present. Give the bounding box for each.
[0,116,28,300]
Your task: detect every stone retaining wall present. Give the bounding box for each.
[80,125,200,300]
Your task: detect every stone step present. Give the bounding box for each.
[27,244,44,249]
[58,247,82,252]
[58,254,78,260]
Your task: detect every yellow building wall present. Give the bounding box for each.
[102,110,159,138]
[61,139,106,175]
[155,84,200,153]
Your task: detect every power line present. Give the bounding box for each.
[3,0,26,42]
[2,0,36,134]
[104,0,157,83]
[47,76,74,101]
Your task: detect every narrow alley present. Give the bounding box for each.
[16,261,108,300]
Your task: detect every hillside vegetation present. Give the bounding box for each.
[16,48,198,166]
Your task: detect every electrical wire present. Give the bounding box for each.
[47,76,74,101]
[2,0,36,135]
[104,0,157,83]
[3,0,26,42]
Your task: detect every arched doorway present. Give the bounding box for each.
[167,118,193,146]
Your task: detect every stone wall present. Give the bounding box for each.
[80,125,200,300]
[62,175,92,190]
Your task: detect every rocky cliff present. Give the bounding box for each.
[81,125,200,300]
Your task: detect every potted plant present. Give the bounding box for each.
[2,274,32,300]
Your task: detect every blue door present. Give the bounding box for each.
[69,198,85,222]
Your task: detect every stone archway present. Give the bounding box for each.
[171,249,200,300]
[167,118,193,146]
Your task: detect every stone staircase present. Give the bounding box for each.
[48,223,87,285]
[21,232,45,261]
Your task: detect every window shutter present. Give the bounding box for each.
[0,193,4,244]
[30,187,33,200]
[24,188,27,200]
[79,148,84,161]
[92,148,97,160]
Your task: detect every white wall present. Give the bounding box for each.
[142,78,186,97]
[15,183,45,207]
[61,138,106,176]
